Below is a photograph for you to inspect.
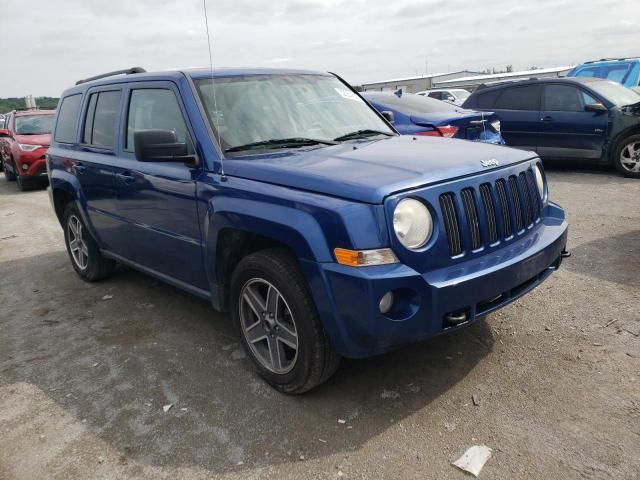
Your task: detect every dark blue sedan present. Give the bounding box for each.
[362,91,504,144]
[462,77,640,178]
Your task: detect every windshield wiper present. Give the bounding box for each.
[225,137,337,153]
[333,129,396,142]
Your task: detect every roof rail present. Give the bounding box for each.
[583,57,640,64]
[75,67,147,85]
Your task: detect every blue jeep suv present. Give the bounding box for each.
[47,67,568,393]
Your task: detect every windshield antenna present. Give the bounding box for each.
[202,0,226,181]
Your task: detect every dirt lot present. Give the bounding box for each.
[0,166,638,480]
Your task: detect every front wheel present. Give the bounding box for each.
[4,157,16,181]
[230,249,340,394]
[614,134,640,178]
[63,203,115,281]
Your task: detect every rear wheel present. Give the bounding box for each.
[614,134,640,178]
[63,203,115,281]
[230,249,340,394]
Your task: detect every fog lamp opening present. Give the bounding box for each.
[379,291,394,314]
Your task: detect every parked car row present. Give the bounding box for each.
[0,109,55,189]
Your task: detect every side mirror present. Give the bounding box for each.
[584,102,607,113]
[381,111,395,124]
[0,128,11,138]
[133,129,196,165]
[447,96,456,103]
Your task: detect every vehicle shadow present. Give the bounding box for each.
[562,230,640,286]
[0,250,494,473]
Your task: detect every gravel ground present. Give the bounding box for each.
[0,166,638,480]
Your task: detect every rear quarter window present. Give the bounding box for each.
[54,94,83,143]
[475,90,501,108]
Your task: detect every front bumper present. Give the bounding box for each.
[304,208,568,358]
[15,151,48,178]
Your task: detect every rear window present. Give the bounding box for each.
[365,93,459,115]
[82,91,121,148]
[54,94,83,143]
[494,85,540,110]
[573,62,633,83]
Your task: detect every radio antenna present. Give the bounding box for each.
[202,0,225,179]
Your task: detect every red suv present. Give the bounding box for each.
[0,109,55,190]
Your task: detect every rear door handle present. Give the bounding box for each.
[541,116,554,122]
[116,172,136,184]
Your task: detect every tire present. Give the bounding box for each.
[230,249,341,394]
[613,134,640,178]
[62,203,115,282]
[4,158,16,181]
[16,175,29,191]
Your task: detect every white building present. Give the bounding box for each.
[432,66,573,90]
[361,71,481,94]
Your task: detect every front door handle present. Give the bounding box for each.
[116,172,136,184]
[541,115,554,122]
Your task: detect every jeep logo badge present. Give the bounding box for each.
[481,158,499,167]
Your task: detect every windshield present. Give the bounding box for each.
[588,80,640,106]
[15,114,54,135]
[364,93,461,115]
[195,75,394,154]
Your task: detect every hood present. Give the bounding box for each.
[223,136,536,204]
[14,133,51,146]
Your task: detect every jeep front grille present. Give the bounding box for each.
[439,167,542,257]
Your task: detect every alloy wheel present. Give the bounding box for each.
[239,278,299,374]
[67,215,89,270]
[620,140,640,173]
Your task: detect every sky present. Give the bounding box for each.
[2,0,639,97]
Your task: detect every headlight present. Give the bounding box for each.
[490,119,501,133]
[393,198,433,249]
[534,163,546,202]
[18,144,42,152]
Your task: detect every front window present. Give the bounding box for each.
[195,75,393,154]
[588,80,640,106]
[15,114,54,135]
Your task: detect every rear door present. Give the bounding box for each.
[489,84,542,151]
[538,83,608,160]
[74,88,122,248]
[110,81,207,289]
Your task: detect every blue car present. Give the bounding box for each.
[567,57,640,89]
[363,91,504,144]
[463,77,640,177]
[47,67,568,393]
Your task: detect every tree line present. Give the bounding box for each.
[0,97,59,114]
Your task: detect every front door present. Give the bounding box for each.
[110,82,207,290]
[538,83,609,160]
